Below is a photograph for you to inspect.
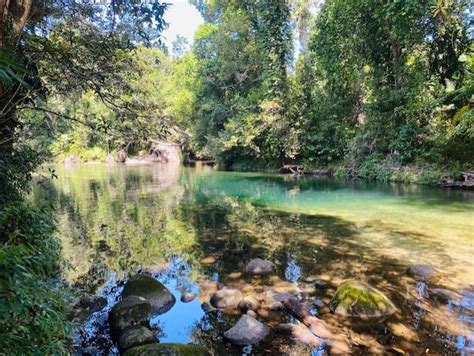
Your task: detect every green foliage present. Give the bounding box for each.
[0,202,72,354]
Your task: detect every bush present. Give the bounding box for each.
[0,202,72,354]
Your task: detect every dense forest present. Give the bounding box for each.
[0,0,472,353]
[18,0,474,183]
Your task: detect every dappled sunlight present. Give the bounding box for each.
[35,164,474,354]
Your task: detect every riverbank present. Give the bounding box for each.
[228,159,474,188]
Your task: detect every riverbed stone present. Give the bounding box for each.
[223,315,270,345]
[261,290,293,310]
[329,279,397,318]
[210,288,243,309]
[122,274,176,314]
[108,296,152,339]
[408,264,438,281]
[123,343,209,356]
[118,325,157,352]
[244,258,274,275]
[238,296,259,311]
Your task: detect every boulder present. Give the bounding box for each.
[118,325,157,352]
[408,264,438,281]
[238,296,259,311]
[210,288,243,309]
[123,343,209,356]
[122,274,176,315]
[223,315,270,345]
[329,279,397,318]
[108,296,152,339]
[244,258,274,275]
[180,293,196,303]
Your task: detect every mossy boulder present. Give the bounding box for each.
[122,274,176,315]
[329,279,397,318]
[108,296,152,340]
[117,325,157,352]
[123,343,209,356]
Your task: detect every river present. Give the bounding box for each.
[33,163,474,355]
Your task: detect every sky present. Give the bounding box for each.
[162,0,204,52]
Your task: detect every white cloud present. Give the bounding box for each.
[162,0,204,51]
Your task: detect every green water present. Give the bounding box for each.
[34,163,474,354]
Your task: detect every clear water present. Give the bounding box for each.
[33,163,474,355]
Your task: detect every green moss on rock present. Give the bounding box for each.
[122,274,176,314]
[329,279,397,318]
[123,343,209,356]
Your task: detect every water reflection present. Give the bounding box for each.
[34,163,474,355]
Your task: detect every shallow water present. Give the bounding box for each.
[34,163,474,355]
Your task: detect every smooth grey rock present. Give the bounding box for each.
[122,274,176,314]
[223,315,270,345]
[244,258,274,275]
[210,288,243,309]
[108,296,152,340]
[118,325,157,352]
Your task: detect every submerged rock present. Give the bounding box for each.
[180,293,196,303]
[122,274,176,314]
[108,296,152,339]
[210,288,243,309]
[223,315,270,345]
[118,325,157,352]
[329,279,397,318]
[244,258,274,275]
[408,264,438,281]
[123,343,209,356]
[261,290,293,311]
[238,296,260,311]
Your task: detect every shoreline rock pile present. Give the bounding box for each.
[107,274,208,355]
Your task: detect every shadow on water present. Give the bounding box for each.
[33,164,474,355]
